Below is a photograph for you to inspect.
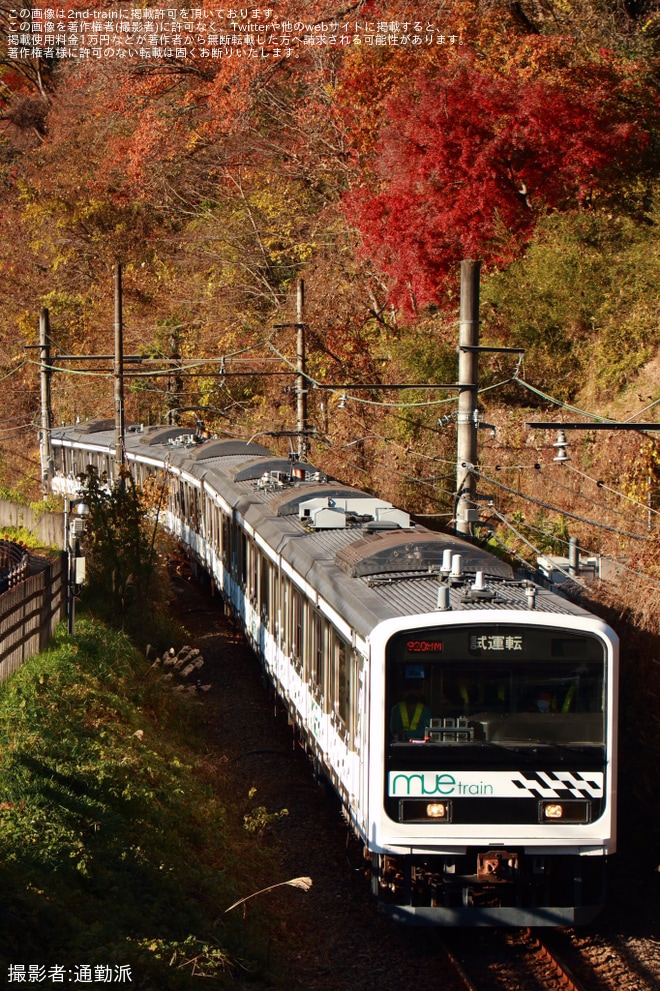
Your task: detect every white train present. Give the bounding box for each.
[50,419,618,926]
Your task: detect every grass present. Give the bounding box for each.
[0,618,280,989]
[0,525,60,554]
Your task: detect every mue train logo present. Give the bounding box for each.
[388,770,604,799]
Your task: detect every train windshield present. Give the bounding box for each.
[386,625,606,751]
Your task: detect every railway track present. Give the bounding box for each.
[441,929,587,991]
[442,927,658,991]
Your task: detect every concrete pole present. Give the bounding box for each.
[64,494,73,633]
[114,263,126,473]
[39,308,54,493]
[455,260,481,535]
[296,278,308,460]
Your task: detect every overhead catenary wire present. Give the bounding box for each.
[340,456,457,502]
[266,340,464,410]
[475,373,660,528]
[26,359,291,380]
[476,458,641,528]
[487,505,589,589]
[0,423,37,437]
[565,462,660,520]
[0,413,39,426]
[488,507,611,574]
[534,467,649,528]
[32,351,651,533]
[473,467,648,541]
[513,378,620,422]
[622,396,660,421]
[478,448,658,528]
[0,360,28,381]
[24,308,660,544]
[494,511,576,552]
[316,434,458,502]
[492,506,660,592]
[495,509,596,554]
[487,527,541,572]
[27,323,284,382]
[26,361,114,379]
[605,563,660,590]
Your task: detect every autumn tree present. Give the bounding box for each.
[340,47,655,314]
[1,0,659,498]
[78,465,165,637]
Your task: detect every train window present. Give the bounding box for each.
[281,578,290,654]
[386,625,607,750]
[239,532,247,587]
[271,566,277,635]
[229,522,239,578]
[350,651,362,742]
[190,487,200,528]
[260,555,270,627]
[327,632,336,711]
[199,490,207,537]
[248,542,258,602]
[291,589,304,667]
[310,611,325,697]
[206,500,213,547]
[213,506,220,553]
[335,638,351,726]
[334,635,358,741]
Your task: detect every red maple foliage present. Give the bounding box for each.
[342,54,651,314]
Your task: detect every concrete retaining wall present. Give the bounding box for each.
[0,500,65,549]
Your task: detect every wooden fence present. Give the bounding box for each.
[0,553,66,684]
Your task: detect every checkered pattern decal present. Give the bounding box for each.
[512,770,603,799]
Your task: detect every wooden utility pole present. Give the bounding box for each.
[39,307,54,494]
[114,263,126,471]
[296,278,308,460]
[455,260,481,535]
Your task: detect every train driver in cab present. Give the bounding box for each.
[390,681,432,742]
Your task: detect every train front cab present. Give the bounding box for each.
[367,613,618,926]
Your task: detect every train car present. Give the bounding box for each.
[49,419,618,926]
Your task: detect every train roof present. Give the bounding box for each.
[51,422,595,638]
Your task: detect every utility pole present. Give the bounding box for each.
[455,260,481,535]
[296,278,308,460]
[39,307,54,495]
[167,330,184,426]
[114,262,126,472]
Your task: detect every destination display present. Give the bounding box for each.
[389,625,604,664]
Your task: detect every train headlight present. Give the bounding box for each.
[540,800,591,824]
[398,799,452,823]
